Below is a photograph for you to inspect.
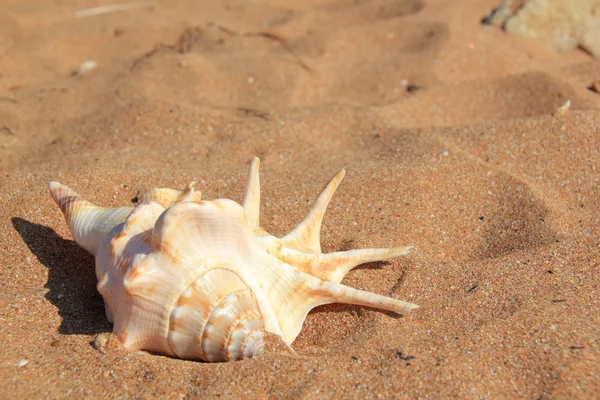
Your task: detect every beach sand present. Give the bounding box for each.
[1,0,599,398]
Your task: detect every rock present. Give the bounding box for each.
[484,0,600,58]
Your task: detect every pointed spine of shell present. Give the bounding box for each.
[281,169,346,253]
[277,245,413,284]
[48,182,133,255]
[141,182,202,208]
[243,157,261,227]
[279,274,419,345]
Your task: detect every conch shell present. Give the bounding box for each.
[48,158,418,362]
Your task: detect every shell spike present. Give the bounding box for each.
[281,169,345,253]
[317,280,419,314]
[48,181,132,255]
[317,245,413,282]
[49,181,95,219]
[279,274,418,344]
[181,181,201,202]
[243,157,261,227]
[279,245,413,283]
[140,182,201,208]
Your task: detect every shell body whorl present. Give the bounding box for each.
[48,157,418,362]
[93,198,269,362]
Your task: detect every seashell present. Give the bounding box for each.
[48,157,418,362]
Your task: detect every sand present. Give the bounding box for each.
[1,0,599,398]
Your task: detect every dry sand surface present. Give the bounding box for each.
[1,0,600,398]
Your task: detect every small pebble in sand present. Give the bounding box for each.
[553,99,571,116]
[93,332,111,353]
[103,370,118,379]
[406,84,420,93]
[17,359,29,367]
[72,60,98,76]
